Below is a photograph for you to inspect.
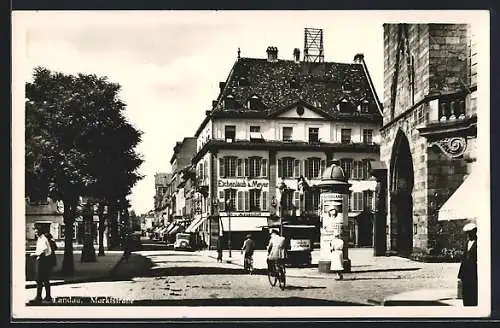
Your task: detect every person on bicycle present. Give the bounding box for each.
[266,229,286,272]
[241,234,256,274]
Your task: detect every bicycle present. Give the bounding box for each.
[267,259,286,290]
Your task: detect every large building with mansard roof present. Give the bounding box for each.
[187,46,383,250]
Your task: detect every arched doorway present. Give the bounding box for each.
[389,130,414,257]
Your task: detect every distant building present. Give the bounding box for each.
[154,172,171,224]
[380,24,478,257]
[189,46,383,250]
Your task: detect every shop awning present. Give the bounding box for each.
[438,167,485,221]
[185,217,206,233]
[220,217,269,232]
[168,225,181,235]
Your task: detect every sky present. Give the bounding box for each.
[13,10,485,214]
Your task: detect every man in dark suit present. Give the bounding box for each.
[458,222,477,306]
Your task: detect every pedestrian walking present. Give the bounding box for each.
[330,233,344,280]
[241,234,256,274]
[216,235,223,263]
[31,226,53,303]
[458,222,477,306]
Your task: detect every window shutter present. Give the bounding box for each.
[294,159,300,178]
[244,159,249,177]
[219,158,225,177]
[244,191,250,211]
[262,191,268,211]
[237,191,243,211]
[219,190,225,211]
[237,159,242,177]
[278,159,283,178]
[261,159,268,177]
[304,159,309,179]
[294,191,300,209]
[320,159,326,176]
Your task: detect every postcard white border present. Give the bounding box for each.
[12,10,491,319]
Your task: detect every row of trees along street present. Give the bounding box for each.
[25,67,144,276]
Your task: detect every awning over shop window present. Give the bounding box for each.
[169,225,181,235]
[438,167,485,221]
[185,217,206,233]
[220,217,269,232]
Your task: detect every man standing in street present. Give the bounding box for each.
[241,234,256,274]
[31,226,53,303]
[458,222,478,306]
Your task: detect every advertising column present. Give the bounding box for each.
[318,193,346,272]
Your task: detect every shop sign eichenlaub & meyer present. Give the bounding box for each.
[218,179,269,188]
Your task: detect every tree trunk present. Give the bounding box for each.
[61,199,76,276]
[98,204,106,256]
[81,203,97,263]
[108,202,120,250]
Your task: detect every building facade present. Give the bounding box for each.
[380,24,478,257]
[190,47,383,250]
[154,172,171,225]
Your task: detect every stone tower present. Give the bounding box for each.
[380,24,477,257]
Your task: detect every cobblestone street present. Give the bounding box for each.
[25,247,461,307]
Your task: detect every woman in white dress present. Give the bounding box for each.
[330,233,344,280]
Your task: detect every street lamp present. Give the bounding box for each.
[225,198,232,258]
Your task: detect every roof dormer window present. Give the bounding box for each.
[247,95,261,110]
[342,79,352,92]
[338,98,354,112]
[238,77,249,87]
[290,77,299,88]
[224,95,237,109]
[360,100,370,113]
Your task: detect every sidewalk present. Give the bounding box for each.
[25,251,124,288]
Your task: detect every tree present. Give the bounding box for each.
[25,67,143,274]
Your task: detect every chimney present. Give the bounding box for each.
[266,46,278,62]
[353,53,364,64]
[212,100,218,108]
[219,82,226,92]
[293,48,301,63]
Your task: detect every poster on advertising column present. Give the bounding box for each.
[320,193,344,233]
[319,193,344,260]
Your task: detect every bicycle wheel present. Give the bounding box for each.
[278,266,286,290]
[267,266,277,286]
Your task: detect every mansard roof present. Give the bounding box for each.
[212,57,382,116]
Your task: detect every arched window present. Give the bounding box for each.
[247,95,261,110]
[360,100,370,113]
[224,95,237,109]
[338,98,355,112]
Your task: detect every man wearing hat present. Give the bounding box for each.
[458,222,478,306]
[241,234,256,273]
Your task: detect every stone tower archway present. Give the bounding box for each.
[389,129,414,257]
